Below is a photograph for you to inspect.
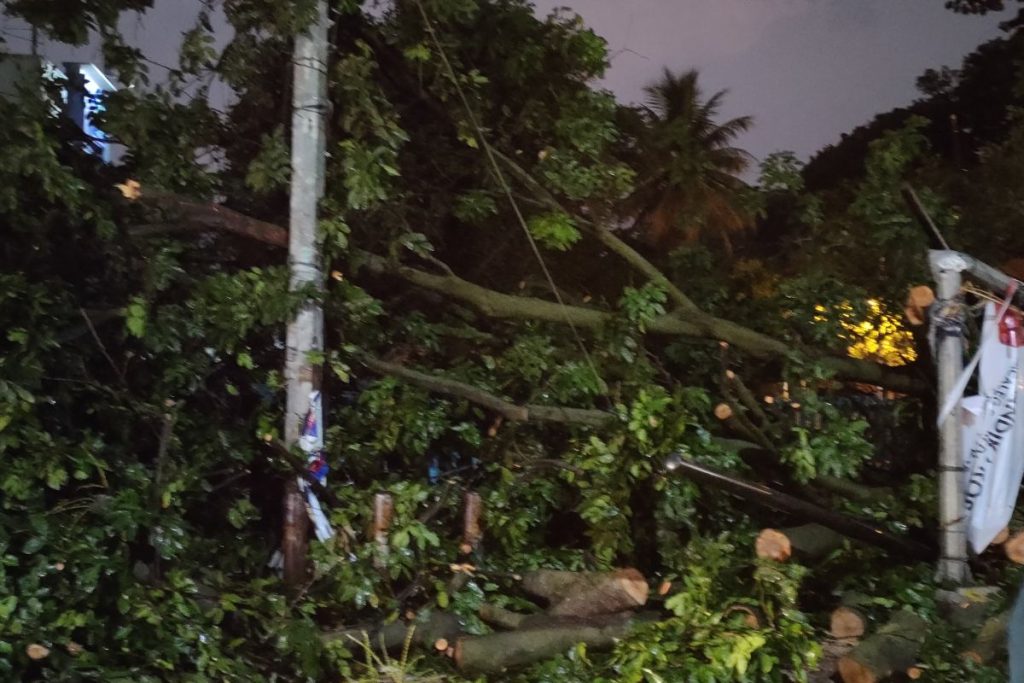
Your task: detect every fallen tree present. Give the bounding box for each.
[127,193,925,394]
[837,610,928,683]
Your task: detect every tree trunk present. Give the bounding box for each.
[962,610,1009,665]
[837,610,928,683]
[453,619,634,674]
[664,455,935,560]
[323,611,463,654]
[755,524,846,563]
[520,568,649,617]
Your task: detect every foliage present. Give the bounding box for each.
[0,1,1022,681]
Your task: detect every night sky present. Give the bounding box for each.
[2,0,1012,167]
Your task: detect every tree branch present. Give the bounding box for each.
[127,195,923,393]
[489,148,699,313]
[358,252,923,393]
[132,193,289,247]
[359,355,615,427]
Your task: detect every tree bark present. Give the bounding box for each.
[359,355,614,427]
[461,491,483,554]
[323,611,463,654]
[358,252,924,394]
[478,603,528,630]
[520,568,649,617]
[962,610,1009,665]
[128,197,924,394]
[838,610,928,683]
[453,619,633,674]
[664,456,935,560]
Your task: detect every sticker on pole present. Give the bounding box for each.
[298,391,333,542]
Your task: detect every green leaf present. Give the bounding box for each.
[0,596,17,620]
[125,298,147,338]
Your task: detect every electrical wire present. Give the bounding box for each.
[411,0,605,391]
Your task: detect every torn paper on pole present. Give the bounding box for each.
[299,390,334,542]
[961,303,1024,553]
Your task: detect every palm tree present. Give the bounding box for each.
[626,68,755,252]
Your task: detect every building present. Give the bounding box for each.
[0,54,118,162]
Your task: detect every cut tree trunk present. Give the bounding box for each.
[664,456,935,560]
[478,603,527,630]
[962,610,1009,665]
[838,610,928,683]
[831,606,868,641]
[453,618,634,674]
[830,592,872,641]
[936,586,1001,630]
[810,638,859,683]
[1005,530,1024,564]
[755,524,845,563]
[520,568,649,617]
[714,403,773,451]
[323,610,462,654]
[461,491,483,554]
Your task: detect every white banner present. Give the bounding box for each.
[962,303,1024,553]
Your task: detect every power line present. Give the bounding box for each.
[411,0,605,392]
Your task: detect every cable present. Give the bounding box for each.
[411,0,605,391]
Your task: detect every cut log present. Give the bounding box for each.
[725,370,771,429]
[837,610,928,683]
[830,592,872,641]
[714,402,773,451]
[478,603,527,630]
[460,491,483,555]
[323,610,462,654]
[904,285,935,326]
[755,524,845,563]
[810,638,859,683]
[831,606,868,640]
[962,610,1009,665]
[755,529,791,562]
[663,455,935,560]
[723,604,764,628]
[372,492,394,569]
[936,586,1001,630]
[1004,530,1024,564]
[453,618,634,674]
[520,568,649,617]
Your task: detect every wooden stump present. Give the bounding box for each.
[837,610,927,683]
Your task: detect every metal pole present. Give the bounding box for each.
[282,0,330,589]
[931,250,970,584]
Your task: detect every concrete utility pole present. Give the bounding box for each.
[931,250,970,584]
[282,0,330,589]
